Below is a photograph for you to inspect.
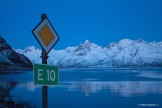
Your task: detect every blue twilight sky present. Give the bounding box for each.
[0,0,162,50]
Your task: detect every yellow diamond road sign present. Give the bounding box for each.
[32,17,60,53]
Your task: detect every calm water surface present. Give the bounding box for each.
[0,68,162,108]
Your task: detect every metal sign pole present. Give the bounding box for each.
[33,12,60,108]
[41,14,48,108]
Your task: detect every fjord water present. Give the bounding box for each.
[0,68,162,108]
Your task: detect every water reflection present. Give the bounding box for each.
[0,78,35,107]
[137,70,162,79]
[62,81,162,97]
[0,68,162,108]
[60,68,162,97]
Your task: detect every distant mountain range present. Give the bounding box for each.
[0,36,32,71]
[15,39,162,68]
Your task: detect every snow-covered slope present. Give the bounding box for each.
[15,39,162,68]
[0,36,32,70]
[102,39,162,66]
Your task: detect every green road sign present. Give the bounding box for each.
[34,64,59,85]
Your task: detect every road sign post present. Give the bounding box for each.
[42,49,48,108]
[41,14,48,108]
[32,13,60,108]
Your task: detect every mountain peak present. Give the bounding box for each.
[0,36,6,44]
[0,36,32,70]
[118,39,134,47]
[81,40,92,46]
[84,40,90,43]
[0,36,12,50]
[74,40,99,56]
[15,38,162,68]
[81,40,98,48]
[25,46,37,52]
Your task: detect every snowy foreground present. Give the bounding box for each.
[15,39,162,68]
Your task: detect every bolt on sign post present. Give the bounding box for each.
[32,13,60,108]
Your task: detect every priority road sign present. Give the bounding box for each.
[32,16,60,54]
[32,14,60,108]
[34,64,59,85]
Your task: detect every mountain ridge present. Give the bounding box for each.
[15,39,162,68]
[0,36,33,71]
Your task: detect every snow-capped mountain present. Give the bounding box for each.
[15,39,162,68]
[0,36,32,70]
[101,39,162,66]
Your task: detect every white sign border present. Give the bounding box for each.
[32,17,60,54]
